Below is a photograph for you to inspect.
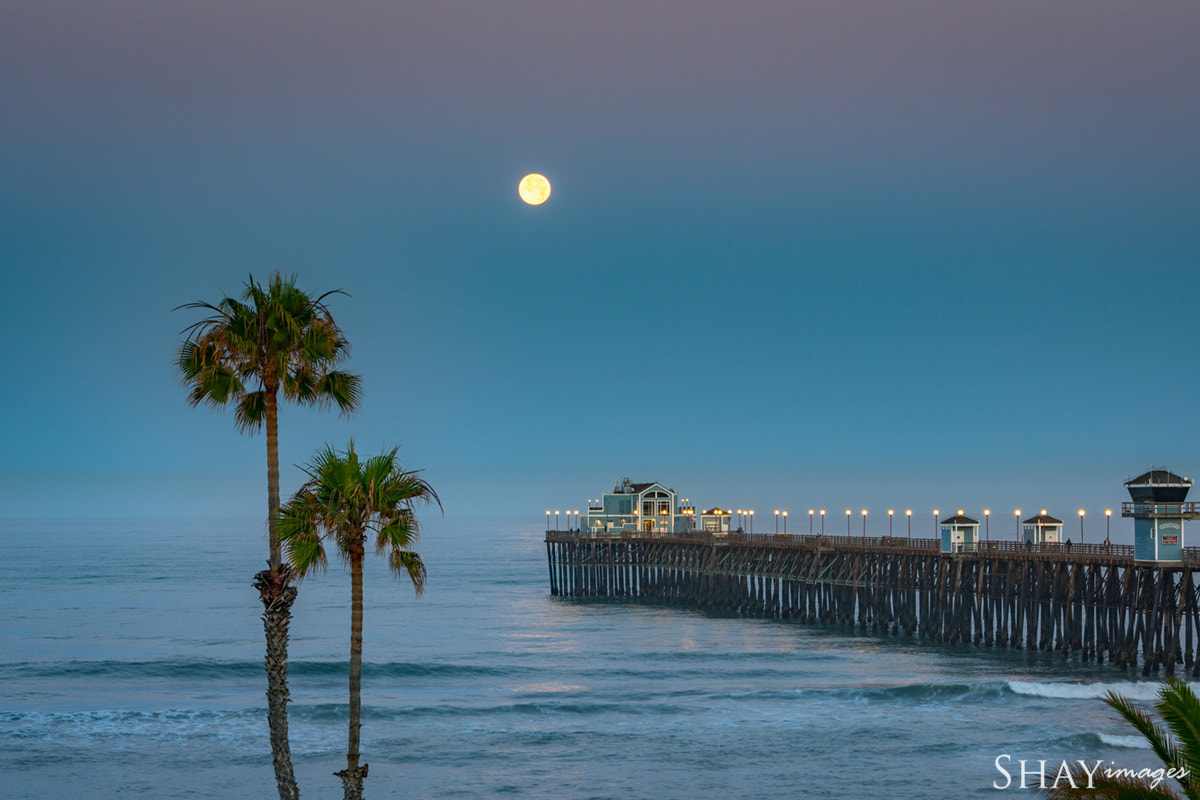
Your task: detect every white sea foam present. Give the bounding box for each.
[1098,733,1153,749]
[1006,680,1195,701]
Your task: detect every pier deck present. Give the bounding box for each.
[545,530,1200,675]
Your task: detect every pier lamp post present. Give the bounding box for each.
[846,509,851,536]
[555,510,560,531]
[1015,509,1021,539]
[546,510,550,532]
[736,509,742,530]
[1079,509,1085,544]
[809,509,814,535]
[1105,509,1111,544]
[749,510,754,534]
[984,509,990,544]
[783,510,788,533]
[575,510,580,532]
[933,509,939,536]
[861,509,868,537]
[775,509,780,534]
[906,509,912,539]
[820,509,825,535]
[888,509,894,537]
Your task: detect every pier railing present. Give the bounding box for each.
[1122,501,1200,519]
[546,529,1139,558]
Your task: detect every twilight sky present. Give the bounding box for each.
[2,1,1198,535]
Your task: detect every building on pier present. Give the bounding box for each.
[586,477,693,535]
[699,508,732,533]
[940,513,980,553]
[1022,513,1063,546]
[1123,468,1199,564]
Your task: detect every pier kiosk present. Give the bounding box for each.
[1122,469,1200,565]
[700,508,732,533]
[940,514,980,553]
[1022,513,1063,547]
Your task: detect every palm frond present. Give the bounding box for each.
[1157,677,1200,793]
[389,550,426,596]
[1107,690,1185,774]
[317,370,362,415]
[376,510,417,552]
[234,391,268,433]
[276,496,329,578]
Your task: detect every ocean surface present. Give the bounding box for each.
[0,516,1184,798]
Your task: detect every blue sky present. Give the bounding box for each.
[2,1,1198,537]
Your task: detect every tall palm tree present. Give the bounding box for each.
[176,272,361,800]
[277,442,439,800]
[1044,677,1200,799]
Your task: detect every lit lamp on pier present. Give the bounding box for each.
[888,509,894,537]
[984,509,990,544]
[1105,509,1111,545]
[555,510,560,531]
[906,509,912,539]
[809,509,814,535]
[546,510,550,532]
[1014,509,1020,539]
[861,509,867,537]
[575,510,580,532]
[775,509,780,534]
[783,510,788,533]
[820,509,825,535]
[846,509,851,536]
[1079,509,1085,544]
[933,509,939,535]
[749,509,754,534]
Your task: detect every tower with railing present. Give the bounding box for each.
[1123,468,1199,564]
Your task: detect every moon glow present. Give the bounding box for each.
[518,173,551,205]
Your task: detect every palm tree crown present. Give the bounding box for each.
[277,442,439,586]
[176,271,361,562]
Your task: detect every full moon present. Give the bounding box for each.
[518,173,551,205]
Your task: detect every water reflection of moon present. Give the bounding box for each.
[518,173,551,205]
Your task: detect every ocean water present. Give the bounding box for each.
[0,516,1185,798]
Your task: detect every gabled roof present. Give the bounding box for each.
[631,482,672,494]
[942,514,979,526]
[1023,513,1063,525]
[701,508,730,516]
[1126,469,1192,487]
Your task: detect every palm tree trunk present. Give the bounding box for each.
[266,389,282,567]
[337,549,368,800]
[255,564,300,800]
[261,390,299,799]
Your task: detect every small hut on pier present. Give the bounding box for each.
[1022,513,1063,546]
[940,514,980,553]
[700,508,732,533]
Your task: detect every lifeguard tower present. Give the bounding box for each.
[1022,512,1063,546]
[940,513,980,553]
[1122,468,1199,565]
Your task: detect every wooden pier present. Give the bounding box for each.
[545,530,1200,676]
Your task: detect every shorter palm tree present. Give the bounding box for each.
[1044,676,1200,799]
[277,442,439,800]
